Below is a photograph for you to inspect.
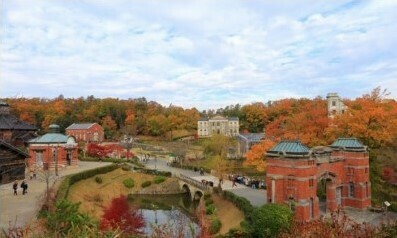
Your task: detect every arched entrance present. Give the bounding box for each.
[317,172,337,214]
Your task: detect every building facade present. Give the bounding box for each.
[237,133,265,156]
[197,116,239,137]
[28,124,78,172]
[65,123,104,143]
[266,138,371,221]
[326,93,347,118]
[0,100,38,147]
[0,139,29,184]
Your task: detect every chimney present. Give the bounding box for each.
[48,124,60,133]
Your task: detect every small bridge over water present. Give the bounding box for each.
[176,174,210,201]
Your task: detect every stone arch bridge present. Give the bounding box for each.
[176,173,209,200]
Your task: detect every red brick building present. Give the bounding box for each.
[266,138,371,221]
[65,123,104,143]
[28,124,78,173]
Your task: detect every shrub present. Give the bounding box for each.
[222,190,254,216]
[123,178,135,188]
[121,163,132,171]
[95,176,103,184]
[141,181,152,188]
[154,176,166,184]
[203,193,211,200]
[249,204,293,238]
[206,204,216,215]
[205,199,214,206]
[209,219,222,235]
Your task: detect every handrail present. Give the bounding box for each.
[177,173,208,191]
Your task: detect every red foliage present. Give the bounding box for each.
[100,195,145,235]
[87,143,134,158]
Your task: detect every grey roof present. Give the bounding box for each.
[330,138,366,150]
[66,123,96,130]
[228,117,239,121]
[0,139,29,157]
[238,133,265,143]
[267,140,310,156]
[0,100,8,106]
[28,133,70,144]
[0,114,38,131]
[198,118,209,121]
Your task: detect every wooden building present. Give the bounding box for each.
[0,100,37,147]
[0,139,29,184]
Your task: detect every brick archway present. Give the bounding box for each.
[266,139,371,221]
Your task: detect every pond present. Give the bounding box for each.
[129,194,201,237]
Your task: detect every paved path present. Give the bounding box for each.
[0,161,112,230]
[144,157,267,207]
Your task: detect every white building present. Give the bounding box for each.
[326,93,348,118]
[197,115,239,137]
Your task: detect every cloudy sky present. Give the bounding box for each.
[1,0,397,109]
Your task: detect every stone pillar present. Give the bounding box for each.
[326,183,337,212]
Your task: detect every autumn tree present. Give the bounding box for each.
[101,115,118,139]
[326,87,397,149]
[100,195,145,235]
[244,139,276,171]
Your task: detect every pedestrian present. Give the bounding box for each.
[232,178,237,187]
[13,181,18,195]
[30,169,34,180]
[21,180,28,195]
[200,167,204,175]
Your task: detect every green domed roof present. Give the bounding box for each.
[267,140,310,157]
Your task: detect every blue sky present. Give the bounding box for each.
[1,0,397,110]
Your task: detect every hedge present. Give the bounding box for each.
[209,219,222,235]
[123,178,135,188]
[134,167,172,177]
[56,164,119,200]
[141,181,152,188]
[222,190,254,216]
[154,176,167,184]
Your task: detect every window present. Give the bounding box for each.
[365,167,369,174]
[366,182,369,197]
[309,178,314,187]
[349,182,355,197]
[287,177,295,188]
[35,151,43,167]
[348,167,355,175]
[332,101,336,106]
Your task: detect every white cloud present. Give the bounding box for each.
[1,0,397,109]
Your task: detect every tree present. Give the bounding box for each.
[248,204,293,238]
[100,195,145,235]
[101,115,118,139]
[326,87,397,149]
[244,139,276,171]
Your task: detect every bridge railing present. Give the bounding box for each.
[177,173,209,191]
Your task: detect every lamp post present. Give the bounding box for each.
[55,144,59,176]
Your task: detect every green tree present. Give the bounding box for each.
[248,204,293,238]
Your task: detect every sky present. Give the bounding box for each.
[1,0,397,110]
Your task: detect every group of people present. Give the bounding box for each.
[13,180,28,195]
[228,174,266,189]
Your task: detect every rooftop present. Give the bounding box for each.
[330,138,366,151]
[267,140,310,157]
[66,123,96,130]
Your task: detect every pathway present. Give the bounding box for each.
[144,156,267,207]
[0,161,112,230]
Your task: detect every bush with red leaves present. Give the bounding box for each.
[100,195,145,235]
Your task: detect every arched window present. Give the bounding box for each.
[349,182,355,197]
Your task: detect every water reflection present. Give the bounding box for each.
[129,194,200,237]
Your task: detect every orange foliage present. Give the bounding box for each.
[245,139,276,171]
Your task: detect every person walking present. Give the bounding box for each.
[232,177,237,187]
[21,180,28,195]
[13,181,18,195]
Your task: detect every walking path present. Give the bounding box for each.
[0,161,112,230]
[144,156,267,207]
